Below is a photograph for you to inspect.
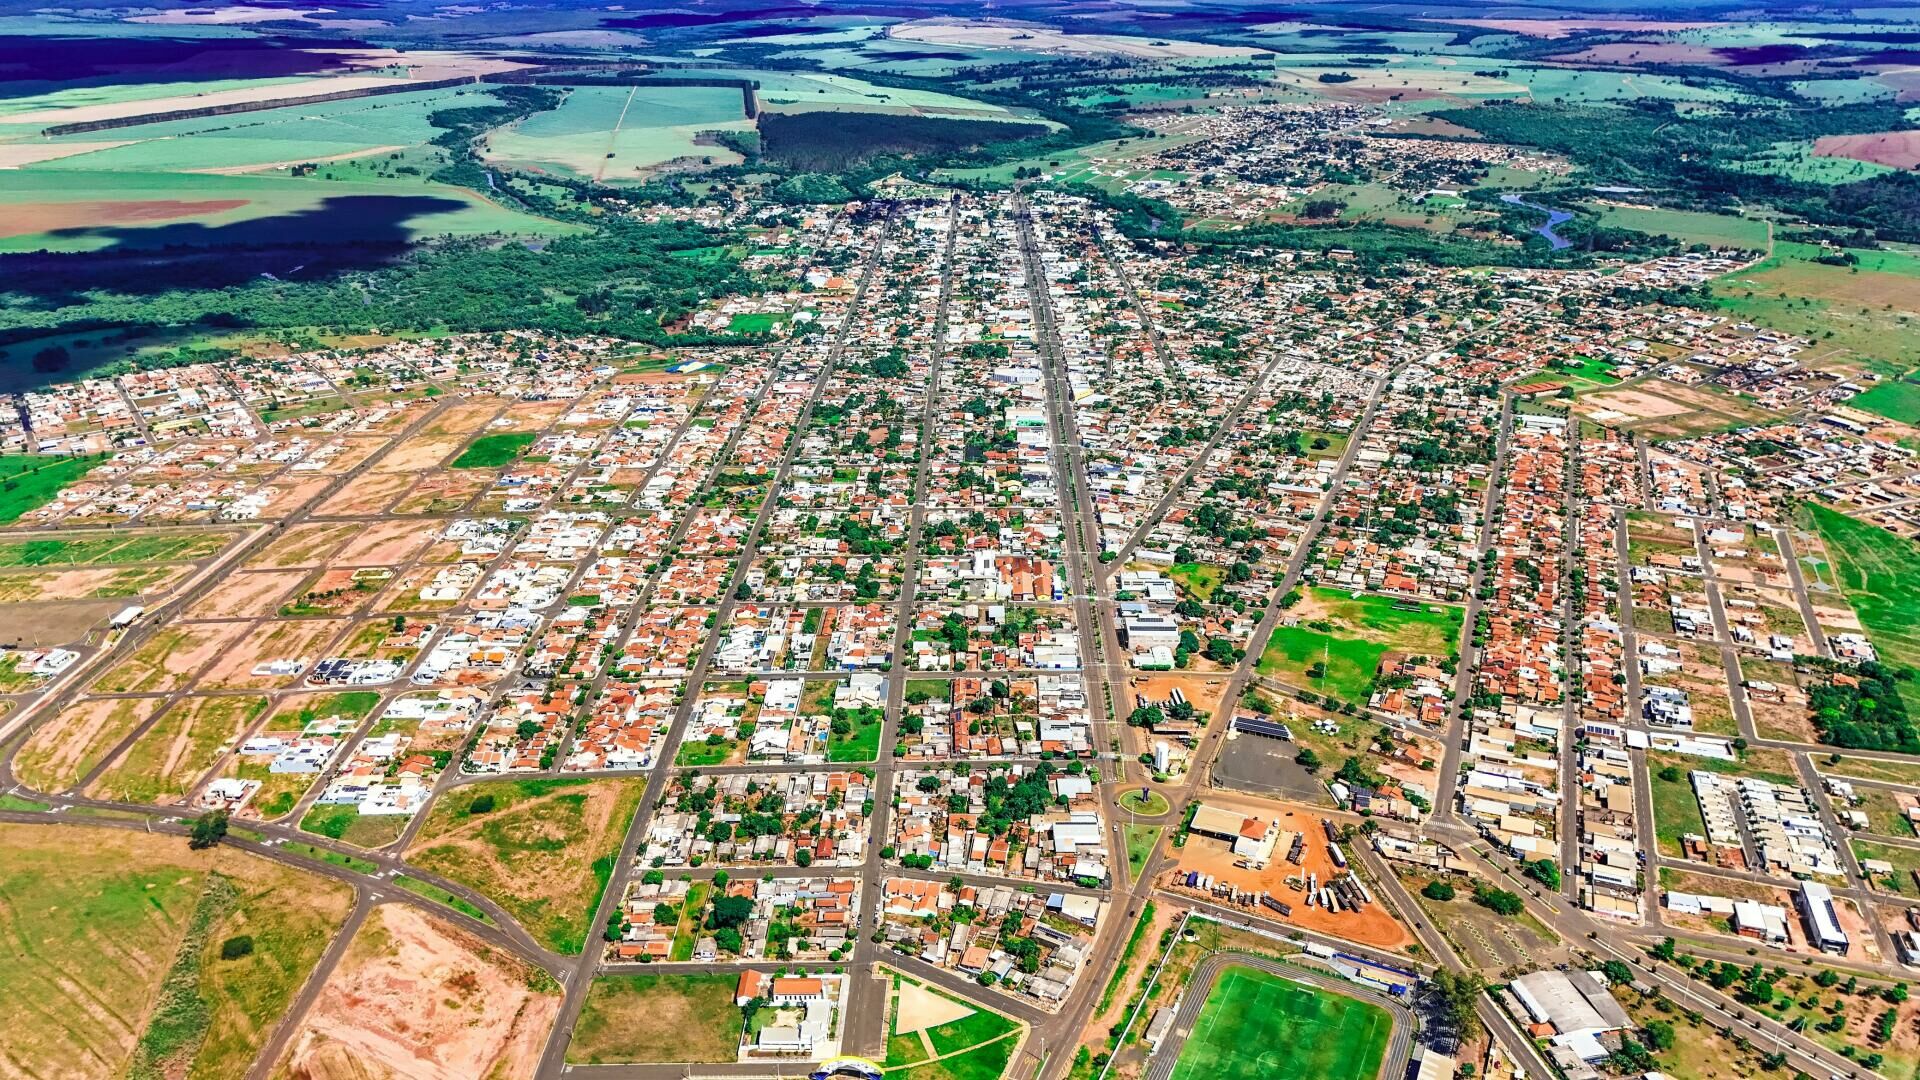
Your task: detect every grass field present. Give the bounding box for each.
[408,777,645,953]
[1169,966,1391,1080]
[1800,502,1920,668]
[298,803,410,850]
[1125,824,1162,883]
[0,453,105,522]
[450,432,537,469]
[1588,204,1770,250]
[1257,588,1462,704]
[0,824,352,1080]
[90,694,268,805]
[567,973,743,1064]
[1849,374,1920,425]
[829,710,884,761]
[0,530,228,566]
[1715,241,1920,373]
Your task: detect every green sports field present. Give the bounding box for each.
[1169,966,1392,1080]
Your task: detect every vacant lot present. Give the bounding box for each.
[90,694,269,805]
[407,777,645,953]
[1169,965,1391,1080]
[0,824,352,1080]
[567,973,743,1064]
[275,903,559,1080]
[90,622,249,695]
[13,695,166,793]
[451,431,538,469]
[1258,588,1461,704]
[0,531,228,567]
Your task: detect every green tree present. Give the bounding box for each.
[188,810,228,850]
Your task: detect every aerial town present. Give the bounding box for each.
[3,6,1920,1080]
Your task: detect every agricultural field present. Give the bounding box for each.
[1167,965,1392,1080]
[567,972,744,1064]
[1256,588,1462,704]
[0,454,106,522]
[1799,503,1920,669]
[484,84,755,184]
[406,777,646,953]
[1848,375,1920,425]
[0,824,352,1080]
[0,83,578,254]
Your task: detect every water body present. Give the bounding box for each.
[1501,193,1573,251]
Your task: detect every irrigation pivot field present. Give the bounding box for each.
[1168,965,1393,1080]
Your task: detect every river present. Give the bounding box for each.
[1500,193,1573,251]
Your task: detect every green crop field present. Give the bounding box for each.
[1850,375,1920,424]
[1169,966,1391,1080]
[486,84,754,183]
[1801,503,1920,669]
[451,432,537,469]
[0,454,105,522]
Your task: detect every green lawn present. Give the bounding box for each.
[1647,755,1708,857]
[1802,502,1920,668]
[0,454,105,523]
[450,432,537,469]
[828,714,884,762]
[1168,966,1391,1080]
[1119,789,1170,816]
[1125,825,1163,883]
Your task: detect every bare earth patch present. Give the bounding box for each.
[185,569,307,619]
[0,200,250,240]
[277,903,559,1080]
[895,980,975,1033]
[1814,130,1920,170]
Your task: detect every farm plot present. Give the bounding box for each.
[273,903,559,1080]
[0,824,353,1080]
[485,84,755,183]
[407,777,647,953]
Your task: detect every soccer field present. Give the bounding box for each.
[1168,966,1392,1080]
